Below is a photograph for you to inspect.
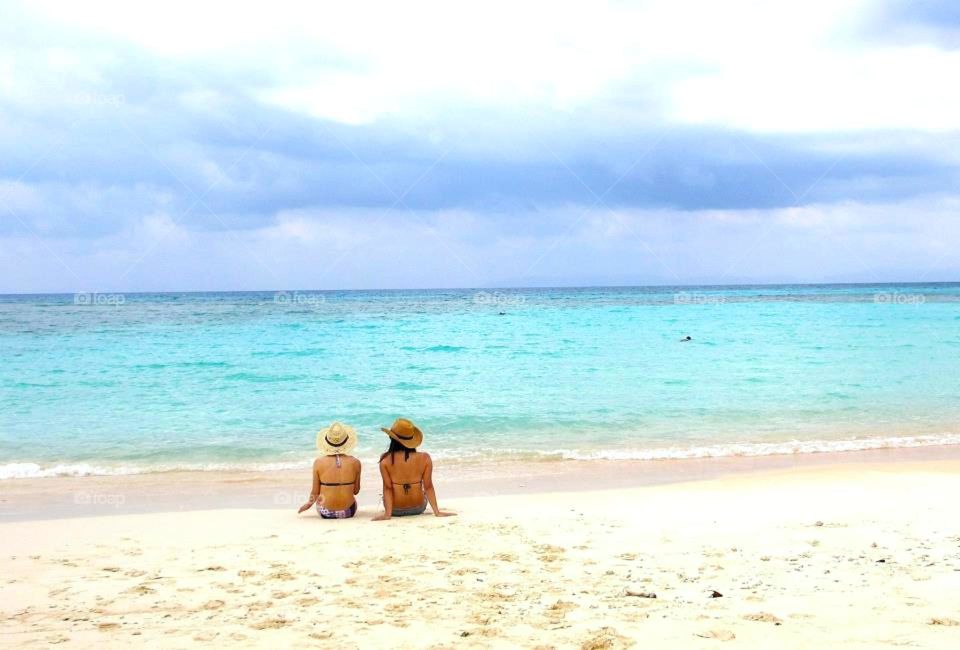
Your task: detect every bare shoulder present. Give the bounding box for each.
[349,455,362,468]
[313,456,328,471]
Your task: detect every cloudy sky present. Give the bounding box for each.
[1,0,959,292]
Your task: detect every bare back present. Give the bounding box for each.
[379,451,428,509]
[314,454,361,510]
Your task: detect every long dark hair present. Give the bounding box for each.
[380,438,417,464]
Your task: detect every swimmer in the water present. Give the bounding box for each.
[681,335,692,342]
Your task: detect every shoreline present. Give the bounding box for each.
[4,443,960,522]
[8,429,960,479]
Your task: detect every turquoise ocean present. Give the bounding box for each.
[1,284,959,479]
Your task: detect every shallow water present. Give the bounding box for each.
[1,284,959,477]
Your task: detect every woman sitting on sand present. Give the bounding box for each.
[372,418,456,521]
[297,422,362,519]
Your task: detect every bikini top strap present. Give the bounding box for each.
[392,478,422,493]
[319,455,352,486]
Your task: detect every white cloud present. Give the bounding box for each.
[671,45,960,132]
[19,0,960,132]
[0,180,41,212]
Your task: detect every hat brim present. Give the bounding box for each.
[382,426,423,449]
[316,428,358,456]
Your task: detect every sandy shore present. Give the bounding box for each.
[5,444,960,521]
[3,454,960,648]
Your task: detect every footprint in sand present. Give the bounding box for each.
[546,600,577,621]
[266,570,295,581]
[535,544,565,554]
[580,627,632,650]
[696,629,736,641]
[251,617,291,630]
[743,612,782,624]
[245,600,274,613]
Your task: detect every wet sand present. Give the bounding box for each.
[4,444,960,521]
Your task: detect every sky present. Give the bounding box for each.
[1,0,959,292]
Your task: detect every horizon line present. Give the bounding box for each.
[2,279,959,298]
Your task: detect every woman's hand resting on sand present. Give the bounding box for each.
[297,495,322,514]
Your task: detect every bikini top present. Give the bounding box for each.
[384,452,423,493]
[393,478,423,494]
[319,454,356,487]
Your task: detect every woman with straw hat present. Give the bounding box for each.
[297,422,362,519]
[372,418,456,521]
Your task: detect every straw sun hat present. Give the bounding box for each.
[316,421,358,456]
[381,418,423,449]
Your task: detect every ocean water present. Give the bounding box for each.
[1,284,959,479]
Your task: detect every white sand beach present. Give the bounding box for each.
[3,453,960,648]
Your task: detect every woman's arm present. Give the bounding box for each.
[422,453,456,517]
[353,459,362,495]
[372,461,393,521]
[297,459,322,514]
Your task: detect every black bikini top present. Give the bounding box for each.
[384,451,422,493]
[393,479,422,494]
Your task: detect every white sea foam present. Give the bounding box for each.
[541,432,960,461]
[0,460,309,480]
[4,433,960,479]
[426,432,960,462]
